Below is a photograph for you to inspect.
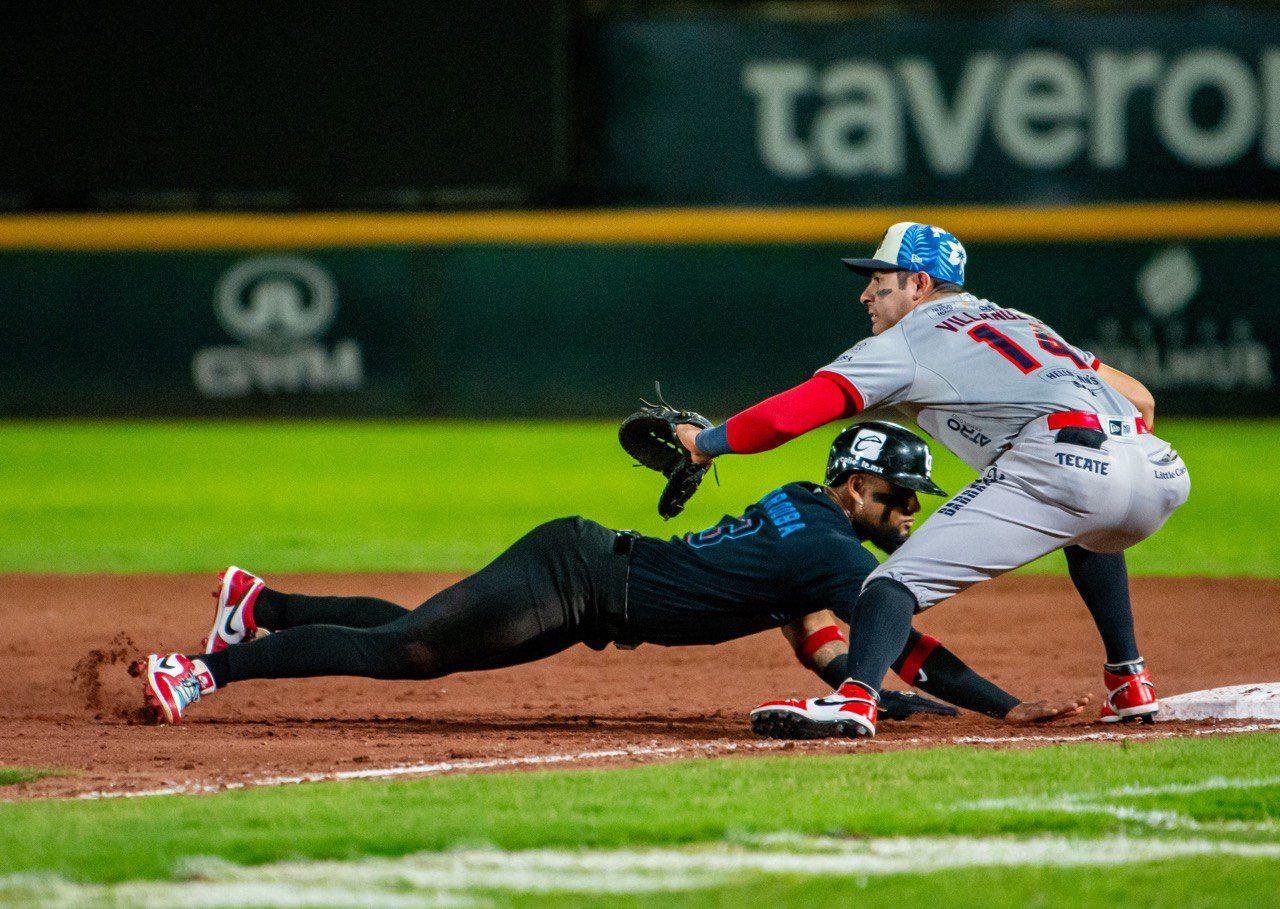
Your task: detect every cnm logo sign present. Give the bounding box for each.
[192,257,364,398]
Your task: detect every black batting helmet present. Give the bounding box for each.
[825,421,947,496]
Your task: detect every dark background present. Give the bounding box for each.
[0,2,571,211]
[1,2,1276,211]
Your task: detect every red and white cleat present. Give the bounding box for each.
[133,653,215,724]
[1099,659,1158,724]
[205,566,264,654]
[750,680,879,739]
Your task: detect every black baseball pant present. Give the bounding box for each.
[206,518,628,685]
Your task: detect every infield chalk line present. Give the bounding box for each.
[72,741,796,800]
[65,720,1280,801]
[6,836,1280,907]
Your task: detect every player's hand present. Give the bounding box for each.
[1003,693,1091,724]
[675,422,713,465]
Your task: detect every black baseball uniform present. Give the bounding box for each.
[202,483,867,682]
[197,482,1016,717]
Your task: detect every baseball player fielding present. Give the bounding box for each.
[678,221,1189,738]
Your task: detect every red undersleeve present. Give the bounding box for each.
[724,374,863,454]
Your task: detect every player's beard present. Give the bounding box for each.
[862,517,909,555]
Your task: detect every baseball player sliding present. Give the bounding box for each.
[136,423,1084,727]
[675,222,1190,738]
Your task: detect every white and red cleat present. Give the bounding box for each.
[750,680,879,739]
[133,653,215,724]
[205,566,264,654]
[1099,659,1158,724]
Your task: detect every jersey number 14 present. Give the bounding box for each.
[966,323,1088,374]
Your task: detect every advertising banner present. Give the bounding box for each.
[596,5,1280,205]
[2,235,1275,417]
[0,250,427,415]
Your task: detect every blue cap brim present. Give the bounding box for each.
[841,257,902,277]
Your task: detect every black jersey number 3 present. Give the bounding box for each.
[684,516,762,549]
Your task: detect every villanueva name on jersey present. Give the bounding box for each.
[933,308,1026,332]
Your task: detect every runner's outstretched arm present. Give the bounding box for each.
[783,612,1088,722]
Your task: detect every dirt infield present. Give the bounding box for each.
[2,573,1278,800]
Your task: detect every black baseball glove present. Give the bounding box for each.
[878,690,959,721]
[619,390,714,520]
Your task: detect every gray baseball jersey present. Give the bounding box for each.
[816,292,1190,610]
[817,293,1138,471]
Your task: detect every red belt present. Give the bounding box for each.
[1047,411,1150,434]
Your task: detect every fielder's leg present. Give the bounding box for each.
[833,466,1085,735]
[839,578,918,729]
[1066,434,1189,723]
[1064,546,1139,665]
[1066,545,1157,723]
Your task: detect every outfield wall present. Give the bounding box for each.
[2,204,1277,417]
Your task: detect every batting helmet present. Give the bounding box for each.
[825,421,947,496]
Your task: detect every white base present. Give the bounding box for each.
[1155,683,1280,721]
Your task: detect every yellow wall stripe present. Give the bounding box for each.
[0,202,1276,250]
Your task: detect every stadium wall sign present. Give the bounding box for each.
[742,49,1279,178]
[0,206,1275,417]
[596,5,1280,205]
[191,257,364,399]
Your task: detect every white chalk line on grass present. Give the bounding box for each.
[1106,774,1280,798]
[5,835,1280,908]
[960,774,1280,833]
[61,720,1280,801]
[897,720,1280,748]
[71,740,797,801]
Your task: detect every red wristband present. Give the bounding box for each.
[798,625,847,669]
[898,634,942,684]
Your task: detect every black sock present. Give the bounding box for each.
[845,578,918,695]
[187,649,229,688]
[1105,658,1146,676]
[1065,546,1140,664]
[818,653,849,690]
[253,587,411,631]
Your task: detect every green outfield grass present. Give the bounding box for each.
[3,418,1275,906]
[1,733,1276,905]
[0,418,1269,576]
